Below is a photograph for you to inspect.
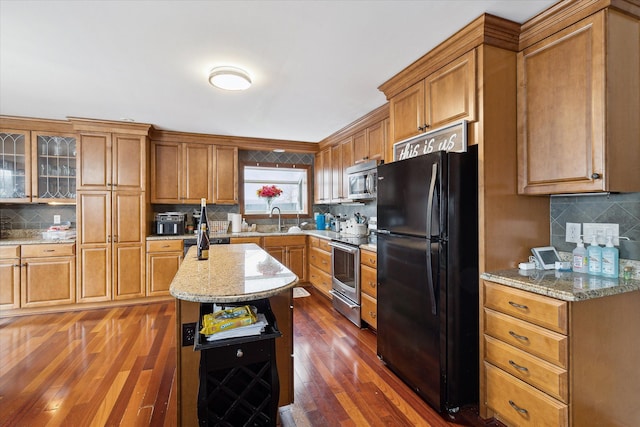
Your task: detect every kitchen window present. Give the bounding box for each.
[241,162,311,216]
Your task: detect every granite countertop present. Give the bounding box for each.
[170,244,299,303]
[0,237,76,245]
[147,229,377,251]
[481,269,640,302]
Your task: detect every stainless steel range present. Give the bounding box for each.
[329,235,369,327]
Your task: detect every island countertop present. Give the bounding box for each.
[170,243,298,303]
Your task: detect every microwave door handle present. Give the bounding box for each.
[365,174,374,194]
[426,163,438,315]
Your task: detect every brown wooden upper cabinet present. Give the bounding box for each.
[352,120,387,164]
[314,147,332,204]
[389,50,477,144]
[517,9,640,195]
[151,141,238,204]
[77,132,146,191]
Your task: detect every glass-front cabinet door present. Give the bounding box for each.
[0,129,31,201]
[33,132,77,202]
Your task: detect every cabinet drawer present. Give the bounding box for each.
[0,245,20,258]
[484,308,567,368]
[21,243,75,258]
[309,247,331,273]
[360,250,377,269]
[146,239,183,252]
[309,264,331,296]
[360,264,377,298]
[264,235,306,247]
[486,363,568,427]
[361,292,377,330]
[309,236,331,252]
[484,335,568,403]
[230,237,263,246]
[484,281,567,334]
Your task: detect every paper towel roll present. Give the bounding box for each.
[231,214,242,233]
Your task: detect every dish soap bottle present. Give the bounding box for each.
[587,235,602,276]
[572,238,588,273]
[601,235,619,278]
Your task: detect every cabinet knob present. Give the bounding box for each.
[236,349,244,358]
[591,173,601,179]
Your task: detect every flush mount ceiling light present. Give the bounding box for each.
[208,66,252,91]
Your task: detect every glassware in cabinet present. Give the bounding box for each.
[0,130,30,201]
[34,133,77,201]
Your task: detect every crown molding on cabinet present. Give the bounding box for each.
[68,117,152,136]
[0,115,74,133]
[378,13,521,100]
[519,0,640,50]
[149,128,318,154]
[318,103,389,150]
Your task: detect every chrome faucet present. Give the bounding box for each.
[270,207,282,231]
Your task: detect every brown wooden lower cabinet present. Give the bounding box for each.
[20,243,76,309]
[308,236,332,299]
[482,280,640,426]
[146,240,183,297]
[360,248,377,330]
[263,235,307,283]
[0,245,20,310]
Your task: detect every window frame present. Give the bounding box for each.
[239,161,312,219]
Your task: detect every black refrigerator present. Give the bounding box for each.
[376,145,478,414]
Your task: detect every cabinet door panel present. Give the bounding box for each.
[425,50,477,130]
[113,245,144,299]
[78,246,111,302]
[113,191,144,245]
[0,259,20,309]
[390,81,424,143]
[340,137,353,197]
[147,252,182,296]
[0,129,31,202]
[331,144,342,201]
[78,133,111,190]
[352,129,367,164]
[113,134,145,190]
[214,146,238,204]
[151,142,181,202]
[287,245,306,282]
[77,191,110,245]
[22,257,75,307]
[183,143,213,203]
[367,120,386,162]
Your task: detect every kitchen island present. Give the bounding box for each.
[170,243,298,426]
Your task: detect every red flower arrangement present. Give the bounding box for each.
[256,185,283,198]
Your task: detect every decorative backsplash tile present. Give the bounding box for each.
[551,192,640,260]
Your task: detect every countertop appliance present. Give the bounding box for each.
[155,212,186,236]
[376,145,478,414]
[346,160,378,200]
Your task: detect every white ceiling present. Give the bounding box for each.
[1,0,557,143]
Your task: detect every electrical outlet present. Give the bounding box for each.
[565,222,581,243]
[53,215,61,224]
[583,223,619,246]
[182,322,197,347]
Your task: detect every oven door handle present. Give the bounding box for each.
[329,241,359,254]
[330,290,359,308]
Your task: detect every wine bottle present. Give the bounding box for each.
[197,198,209,248]
[197,222,210,260]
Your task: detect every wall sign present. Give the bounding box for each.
[393,120,467,161]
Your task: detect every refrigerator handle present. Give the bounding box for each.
[426,163,438,315]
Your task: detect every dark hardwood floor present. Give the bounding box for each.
[0,288,498,426]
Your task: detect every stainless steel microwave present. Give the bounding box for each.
[346,160,378,200]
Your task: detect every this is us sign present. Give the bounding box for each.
[393,120,468,161]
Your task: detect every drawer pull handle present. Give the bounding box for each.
[369,282,375,288]
[508,301,528,310]
[509,330,529,341]
[508,400,528,415]
[43,249,56,252]
[508,360,529,372]
[369,311,376,318]
[236,349,244,358]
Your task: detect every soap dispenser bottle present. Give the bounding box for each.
[587,235,602,276]
[601,235,619,278]
[572,238,588,273]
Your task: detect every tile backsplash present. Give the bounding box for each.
[551,192,640,260]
